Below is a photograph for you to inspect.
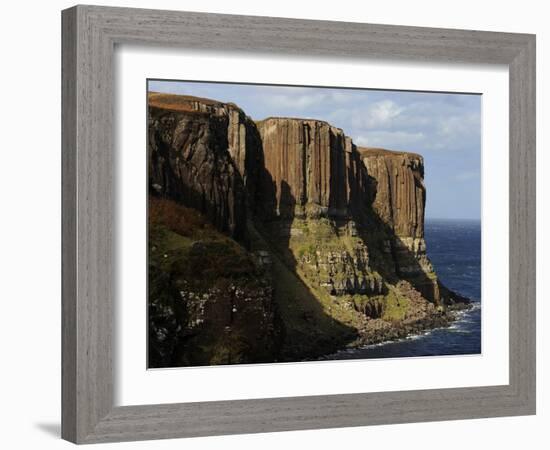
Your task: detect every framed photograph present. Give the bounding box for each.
[62,5,536,444]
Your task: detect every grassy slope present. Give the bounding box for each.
[246,221,357,360]
[265,216,415,329]
[149,198,279,366]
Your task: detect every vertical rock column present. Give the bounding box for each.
[257,117,370,219]
[360,147,440,304]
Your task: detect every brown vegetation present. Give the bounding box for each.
[149,196,214,238]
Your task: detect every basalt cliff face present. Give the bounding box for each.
[359,147,440,303]
[147,92,468,367]
[256,117,381,298]
[148,93,263,242]
[359,148,426,238]
[256,117,371,219]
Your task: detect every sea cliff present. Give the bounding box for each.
[147,92,470,367]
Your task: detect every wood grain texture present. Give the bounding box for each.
[61,4,536,444]
[508,36,536,408]
[61,7,77,443]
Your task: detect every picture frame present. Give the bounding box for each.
[61,4,536,444]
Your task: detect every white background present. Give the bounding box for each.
[116,48,509,405]
[0,0,546,449]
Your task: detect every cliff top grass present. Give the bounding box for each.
[148,92,253,125]
[256,116,338,128]
[358,146,423,160]
[148,91,219,110]
[255,117,351,139]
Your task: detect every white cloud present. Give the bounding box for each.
[340,100,480,153]
[356,130,425,149]
[369,100,404,127]
[258,90,358,111]
[354,135,370,146]
[350,100,404,129]
[454,170,480,181]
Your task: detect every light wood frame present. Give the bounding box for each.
[62,4,536,444]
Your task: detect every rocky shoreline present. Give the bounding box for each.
[353,302,472,349]
[317,302,474,360]
[314,280,473,358]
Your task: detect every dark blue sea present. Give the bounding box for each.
[331,219,482,359]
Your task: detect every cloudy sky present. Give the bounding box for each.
[148,80,481,220]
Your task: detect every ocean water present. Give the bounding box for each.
[330,219,482,360]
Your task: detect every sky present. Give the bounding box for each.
[148,80,481,220]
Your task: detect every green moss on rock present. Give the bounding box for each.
[148,198,280,367]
